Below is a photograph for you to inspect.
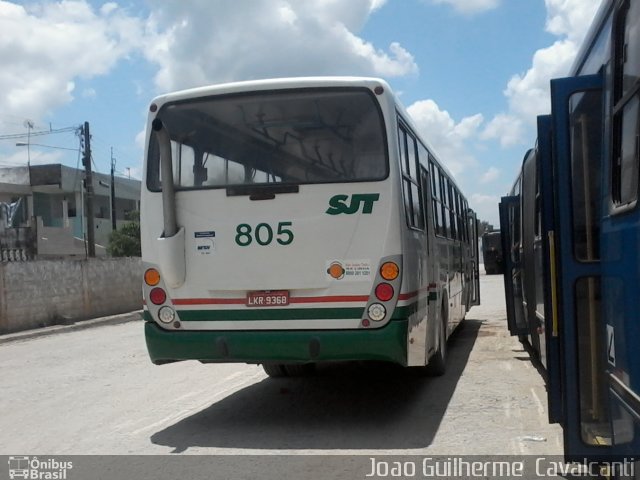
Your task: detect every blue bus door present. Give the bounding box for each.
[536,114,563,425]
[469,210,480,306]
[498,196,528,336]
[547,73,628,461]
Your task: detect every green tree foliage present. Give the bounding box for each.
[107,211,141,257]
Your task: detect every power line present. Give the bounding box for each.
[89,135,141,174]
[0,125,79,141]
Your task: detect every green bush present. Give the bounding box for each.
[107,211,141,257]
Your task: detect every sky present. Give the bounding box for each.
[0,0,604,225]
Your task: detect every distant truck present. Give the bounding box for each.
[481,231,503,275]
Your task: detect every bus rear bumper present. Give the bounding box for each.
[144,320,408,366]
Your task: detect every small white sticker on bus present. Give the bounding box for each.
[195,232,215,255]
[196,240,214,254]
[326,260,371,281]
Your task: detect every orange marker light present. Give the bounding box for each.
[144,268,161,286]
[380,262,399,281]
[328,262,345,280]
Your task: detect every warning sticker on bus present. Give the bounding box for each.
[246,290,290,307]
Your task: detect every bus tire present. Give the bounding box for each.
[428,302,448,376]
[262,363,288,377]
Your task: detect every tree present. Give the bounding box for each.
[107,211,141,257]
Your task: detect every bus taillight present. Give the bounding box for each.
[374,283,394,302]
[149,287,167,305]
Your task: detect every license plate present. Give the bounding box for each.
[246,290,290,307]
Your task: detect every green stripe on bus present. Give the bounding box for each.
[176,307,365,321]
[144,301,425,322]
[392,299,428,319]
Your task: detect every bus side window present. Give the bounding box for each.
[418,143,433,228]
[420,166,430,237]
[460,198,465,243]
[461,198,468,244]
[398,124,424,230]
[440,173,451,238]
[612,0,640,206]
[448,181,457,240]
[455,190,465,242]
[408,134,424,230]
[430,160,444,236]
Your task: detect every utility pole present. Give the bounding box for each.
[110,147,116,231]
[82,122,96,257]
[25,119,34,186]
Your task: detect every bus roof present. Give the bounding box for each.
[150,76,392,105]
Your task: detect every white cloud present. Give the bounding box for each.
[481,113,525,147]
[81,88,96,99]
[135,128,146,150]
[545,0,602,41]
[0,0,417,128]
[483,0,602,147]
[428,0,500,15]
[472,193,499,204]
[0,1,145,122]
[100,2,118,16]
[504,39,578,121]
[480,166,500,184]
[470,193,500,225]
[143,0,417,92]
[1,148,65,167]
[406,99,483,176]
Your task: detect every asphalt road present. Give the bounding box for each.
[0,272,562,460]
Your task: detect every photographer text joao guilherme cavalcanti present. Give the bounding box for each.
[365,456,637,478]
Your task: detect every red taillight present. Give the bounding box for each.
[149,287,167,305]
[375,283,394,302]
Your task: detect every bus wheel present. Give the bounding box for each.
[427,303,448,376]
[262,363,288,378]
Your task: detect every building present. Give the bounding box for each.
[0,164,140,258]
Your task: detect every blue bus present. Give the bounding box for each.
[499,0,640,470]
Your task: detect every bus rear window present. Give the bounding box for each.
[147,88,388,190]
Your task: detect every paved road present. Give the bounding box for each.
[0,272,562,458]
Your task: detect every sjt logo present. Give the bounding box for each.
[326,194,380,215]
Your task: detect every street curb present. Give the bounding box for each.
[0,310,143,345]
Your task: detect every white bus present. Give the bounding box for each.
[141,77,480,377]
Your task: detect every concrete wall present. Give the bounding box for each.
[0,257,142,333]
